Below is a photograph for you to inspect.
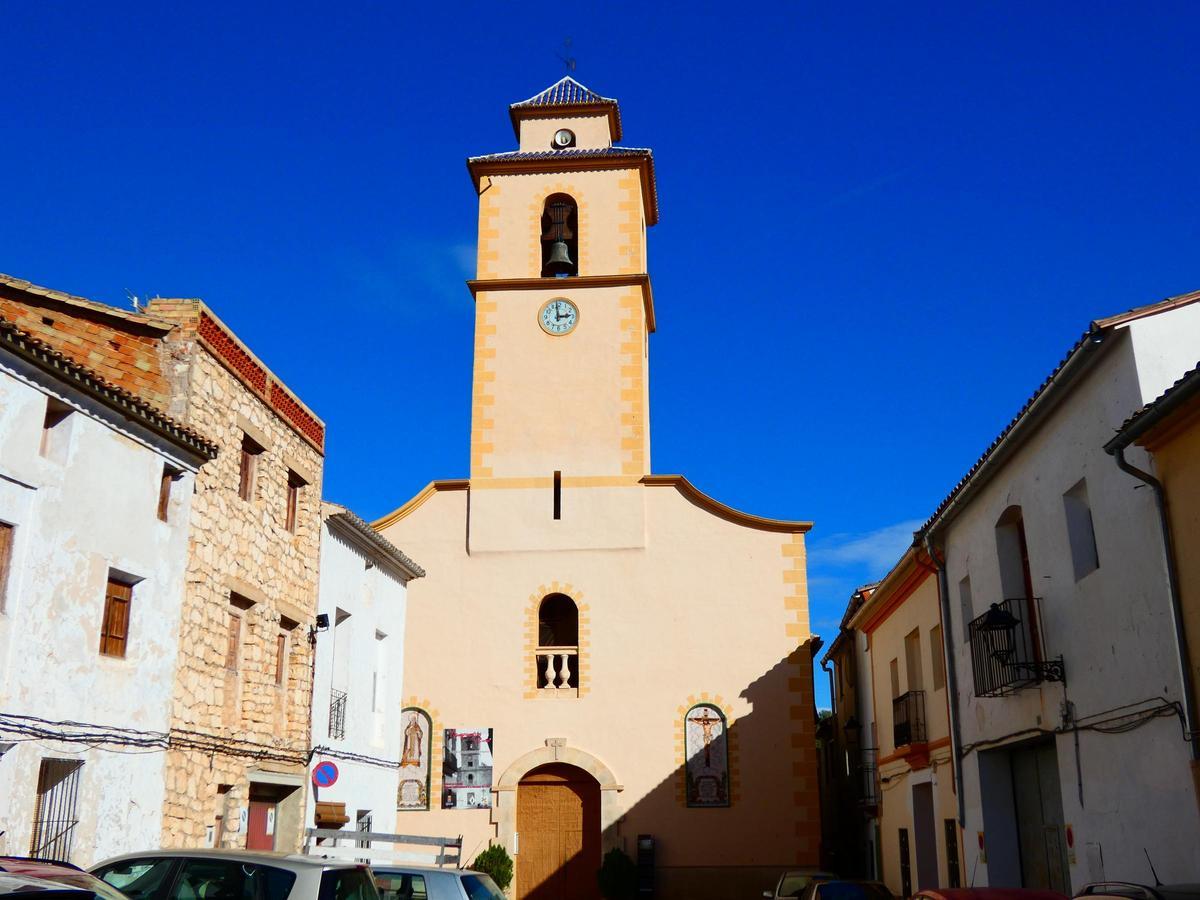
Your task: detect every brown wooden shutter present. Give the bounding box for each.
[275,633,287,685]
[157,468,173,521]
[0,522,13,613]
[226,613,242,669]
[100,579,132,657]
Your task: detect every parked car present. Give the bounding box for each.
[91,851,378,900]
[370,866,503,900]
[914,890,1069,900]
[764,871,838,900]
[0,858,127,900]
[798,880,894,900]
[0,872,111,900]
[1076,882,1200,900]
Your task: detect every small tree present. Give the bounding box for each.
[472,843,514,893]
[597,847,637,900]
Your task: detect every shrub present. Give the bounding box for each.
[597,847,637,900]
[472,843,514,892]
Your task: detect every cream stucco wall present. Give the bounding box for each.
[518,113,613,152]
[476,168,646,280]
[377,481,819,900]
[857,568,961,896]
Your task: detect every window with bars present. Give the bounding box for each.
[285,470,305,534]
[99,577,133,657]
[29,758,83,861]
[0,521,14,613]
[239,435,262,501]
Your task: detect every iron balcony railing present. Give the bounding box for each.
[328,689,348,740]
[967,597,1065,697]
[856,748,880,807]
[893,690,926,748]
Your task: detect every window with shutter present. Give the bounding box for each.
[238,435,262,501]
[99,578,132,657]
[285,470,305,533]
[157,466,182,522]
[275,633,287,685]
[226,613,242,670]
[0,522,13,613]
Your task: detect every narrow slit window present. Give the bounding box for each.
[40,398,73,461]
[930,624,946,691]
[0,522,13,614]
[553,470,561,520]
[275,633,287,686]
[1063,478,1100,581]
[226,613,242,671]
[157,465,182,522]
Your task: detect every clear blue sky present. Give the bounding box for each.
[5,3,1198,708]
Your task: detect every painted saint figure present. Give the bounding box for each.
[401,713,424,767]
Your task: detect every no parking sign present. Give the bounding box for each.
[312,760,339,788]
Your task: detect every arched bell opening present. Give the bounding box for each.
[540,194,579,277]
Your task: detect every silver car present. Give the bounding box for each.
[371,866,503,900]
[91,850,378,900]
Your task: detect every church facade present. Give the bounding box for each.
[374,78,820,900]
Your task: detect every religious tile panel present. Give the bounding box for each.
[442,727,494,809]
[397,707,432,811]
[685,703,730,808]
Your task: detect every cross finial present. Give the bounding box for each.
[557,37,576,74]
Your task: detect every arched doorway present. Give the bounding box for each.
[516,763,601,900]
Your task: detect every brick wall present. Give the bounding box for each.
[0,285,172,407]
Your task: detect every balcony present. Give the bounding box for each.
[328,689,347,740]
[892,690,926,748]
[855,748,880,810]
[968,598,1066,698]
[535,647,579,692]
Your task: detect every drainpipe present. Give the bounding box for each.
[1107,446,1199,763]
[924,531,967,828]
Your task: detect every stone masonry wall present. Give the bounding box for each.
[151,302,324,850]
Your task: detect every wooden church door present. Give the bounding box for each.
[516,764,600,900]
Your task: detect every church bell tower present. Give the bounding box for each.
[464,77,659,552]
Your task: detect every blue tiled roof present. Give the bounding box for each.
[508,77,623,141]
[511,76,616,108]
[467,147,650,163]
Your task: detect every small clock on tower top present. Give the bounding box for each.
[508,76,622,152]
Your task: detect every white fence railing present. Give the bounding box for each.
[304,828,462,867]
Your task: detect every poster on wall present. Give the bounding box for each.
[397,708,432,811]
[685,704,730,807]
[442,728,494,809]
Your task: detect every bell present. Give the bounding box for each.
[544,240,574,275]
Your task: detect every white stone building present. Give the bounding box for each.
[0,315,216,865]
[307,503,423,838]
[924,291,1200,891]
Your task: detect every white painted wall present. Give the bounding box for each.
[0,353,197,865]
[940,308,1200,890]
[308,513,409,837]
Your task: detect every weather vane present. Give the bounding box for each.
[557,37,576,73]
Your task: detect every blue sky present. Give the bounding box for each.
[4,3,1198,708]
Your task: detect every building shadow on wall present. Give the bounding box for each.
[522,643,822,900]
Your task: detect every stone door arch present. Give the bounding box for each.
[495,744,622,898]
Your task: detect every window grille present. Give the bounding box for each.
[29,758,83,861]
[329,689,348,740]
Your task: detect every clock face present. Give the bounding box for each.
[553,128,576,148]
[539,298,579,335]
